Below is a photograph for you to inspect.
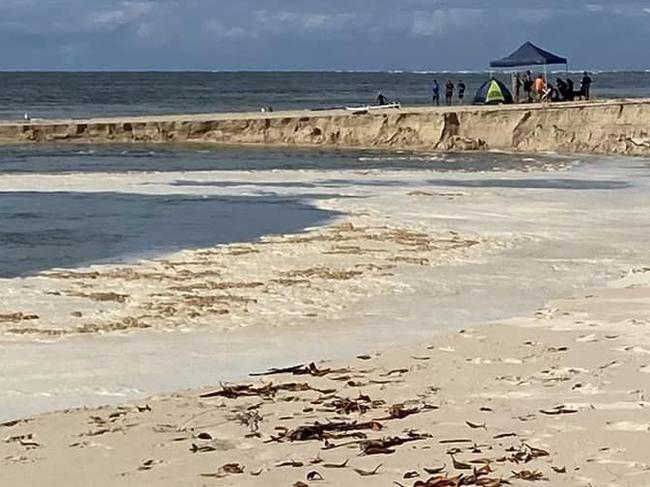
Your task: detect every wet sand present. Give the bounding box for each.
[1,154,649,485]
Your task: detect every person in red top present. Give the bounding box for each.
[535,75,547,101]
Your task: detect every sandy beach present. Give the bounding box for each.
[0,148,649,486]
[1,269,649,486]
[4,0,650,483]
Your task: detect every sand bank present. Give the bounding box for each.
[2,99,650,156]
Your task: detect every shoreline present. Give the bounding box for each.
[1,158,648,421]
[0,98,649,156]
[1,147,649,485]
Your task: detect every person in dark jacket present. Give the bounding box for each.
[457,81,466,105]
[581,72,593,100]
[376,92,389,106]
[523,71,534,102]
[513,72,522,103]
[566,78,575,101]
[556,78,568,101]
[445,80,454,106]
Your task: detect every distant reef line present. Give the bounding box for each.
[1,99,650,156]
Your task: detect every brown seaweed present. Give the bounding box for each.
[283,420,383,442]
[511,470,547,481]
[539,405,578,415]
[323,459,349,469]
[354,464,383,476]
[200,382,331,399]
[307,470,324,480]
[250,362,346,377]
[360,431,431,456]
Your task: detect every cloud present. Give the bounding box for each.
[88,1,156,31]
[412,8,484,36]
[515,8,556,24]
[584,4,604,12]
[203,19,246,39]
[0,0,648,69]
[253,10,357,33]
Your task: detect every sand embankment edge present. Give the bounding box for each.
[2,98,650,156]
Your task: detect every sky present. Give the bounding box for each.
[0,0,648,71]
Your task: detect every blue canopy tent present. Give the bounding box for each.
[489,42,569,102]
[489,42,568,70]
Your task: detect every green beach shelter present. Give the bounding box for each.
[473,79,513,105]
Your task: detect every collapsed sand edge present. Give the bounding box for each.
[2,99,650,156]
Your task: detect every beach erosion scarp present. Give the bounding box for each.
[2,98,650,156]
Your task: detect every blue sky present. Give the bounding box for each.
[1,0,648,70]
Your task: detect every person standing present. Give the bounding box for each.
[513,72,522,104]
[457,80,466,105]
[523,71,533,103]
[566,78,575,101]
[445,80,455,105]
[431,80,440,106]
[581,72,593,100]
[376,92,389,106]
[556,78,568,101]
[535,75,547,102]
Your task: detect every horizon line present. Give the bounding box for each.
[0,68,644,74]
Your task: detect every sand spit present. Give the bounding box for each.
[0,223,494,338]
[2,99,650,156]
[1,269,649,486]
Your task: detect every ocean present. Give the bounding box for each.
[0,70,644,277]
[0,70,588,278]
[0,71,649,120]
[0,145,569,278]
[0,71,644,286]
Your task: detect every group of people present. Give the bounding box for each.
[431,80,466,106]
[378,79,468,107]
[375,71,593,108]
[516,71,593,103]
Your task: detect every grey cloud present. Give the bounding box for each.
[0,0,647,69]
[87,1,157,31]
[411,8,485,36]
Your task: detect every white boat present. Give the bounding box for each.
[345,102,401,114]
[368,102,401,111]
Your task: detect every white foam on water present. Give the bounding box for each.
[0,152,648,421]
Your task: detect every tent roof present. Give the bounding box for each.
[490,42,568,68]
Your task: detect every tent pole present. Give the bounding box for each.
[544,63,549,103]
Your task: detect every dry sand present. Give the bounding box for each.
[1,270,649,486]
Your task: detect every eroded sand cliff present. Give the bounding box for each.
[2,99,650,155]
